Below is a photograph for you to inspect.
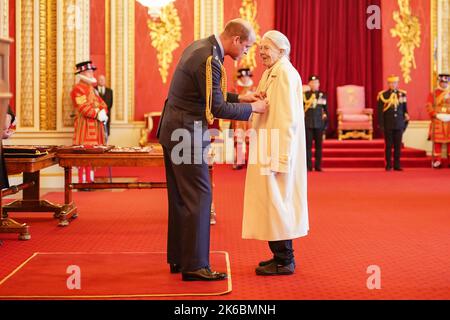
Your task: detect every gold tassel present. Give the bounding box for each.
[380,92,400,112]
[205,56,228,125]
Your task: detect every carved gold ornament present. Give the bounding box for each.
[147,3,181,84]
[239,0,260,70]
[390,0,421,84]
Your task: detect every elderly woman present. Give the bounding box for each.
[242,30,309,276]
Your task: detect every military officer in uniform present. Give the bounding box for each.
[157,19,267,281]
[304,75,328,172]
[377,75,410,171]
[426,74,450,168]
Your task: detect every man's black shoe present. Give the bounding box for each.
[182,267,227,281]
[394,167,403,171]
[315,167,322,172]
[385,166,392,171]
[170,264,181,274]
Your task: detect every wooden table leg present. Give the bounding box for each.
[3,171,62,218]
[0,191,31,241]
[58,167,77,227]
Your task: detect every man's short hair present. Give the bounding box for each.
[223,19,253,41]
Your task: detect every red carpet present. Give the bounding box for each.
[1,166,450,300]
[315,139,431,168]
[0,252,231,299]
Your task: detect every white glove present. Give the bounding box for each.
[97,109,108,123]
[436,113,450,123]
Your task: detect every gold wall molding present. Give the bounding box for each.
[105,0,111,87]
[15,0,90,132]
[61,0,76,129]
[16,0,35,129]
[127,0,135,122]
[390,0,421,84]
[431,0,450,89]
[75,0,90,63]
[110,0,135,123]
[239,0,260,70]
[0,0,8,38]
[148,3,181,84]
[194,0,224,40]
[39,0,57,130]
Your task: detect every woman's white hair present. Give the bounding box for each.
[262,30,291,58]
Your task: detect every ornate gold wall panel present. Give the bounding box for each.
[431,0,450,89]
[19,0,35,128]
[113,0,124,122]
[39,0,57,130]
[110,0,135,123]
[390,0,421,84]
[0,0,8,38]
[194,0,224,40]
[148,4,181,84]
[76,0,90,63]
[62,0,76,128]
[239,0,260,70]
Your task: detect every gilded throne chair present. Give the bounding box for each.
[337,85,373,140]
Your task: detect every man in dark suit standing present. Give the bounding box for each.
[304,75,328,172]
[96,75,113,139]
[377,75,410,171]
[158,19,267,281]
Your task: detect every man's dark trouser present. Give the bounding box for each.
[268,240,294,265]
[306,128,323,170]
[384,129,403,169]
[163,146,212,272]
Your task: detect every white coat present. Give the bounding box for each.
[242,56,309,241]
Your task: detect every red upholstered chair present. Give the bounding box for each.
[336,85,373,140]
[139,112,162,147]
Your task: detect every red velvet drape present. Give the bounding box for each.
[275,0,383,136]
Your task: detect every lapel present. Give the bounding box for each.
[259,57,284,93]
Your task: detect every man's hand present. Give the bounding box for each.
[239,92,260,103]
[97,109,108,123]
[251,99,268,114]
[405,113,410,121]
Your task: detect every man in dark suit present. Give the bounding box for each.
[96,75,113,139]
[377,75,410,171]
[304,75,328,172]
[158,18,267,281]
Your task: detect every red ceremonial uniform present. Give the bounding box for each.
[426,88,450,143]
[70,82,108,145]
[426,88,450,164]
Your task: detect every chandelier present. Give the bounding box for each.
[136,0,175,19]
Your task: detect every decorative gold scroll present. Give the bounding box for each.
[148,3,181,84]
[391,0,421,84]
[239,0,260,70]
